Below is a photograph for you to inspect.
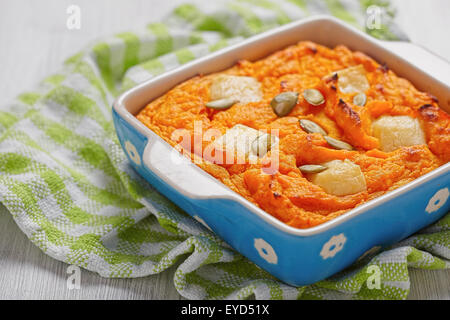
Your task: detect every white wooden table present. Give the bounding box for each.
[0,0,449,300]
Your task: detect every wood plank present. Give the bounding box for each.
[0,204,183,300]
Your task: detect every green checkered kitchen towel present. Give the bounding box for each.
[0,0,448,300]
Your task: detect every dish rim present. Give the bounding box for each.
[113,15,450,237]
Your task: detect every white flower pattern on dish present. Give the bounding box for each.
[425,188,449,214]
[254,238,278,264]
[125,141,141,166]
[320,233,347,259]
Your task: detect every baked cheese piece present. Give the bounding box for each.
[371,115,426,152]
[209,124,277,163]
[309,159,367,196]
[212,124,261,159]
[336,64,370,94]
[209,75,263,104]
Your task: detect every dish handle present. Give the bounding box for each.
[378,40,450,86]
[142,138,236,199]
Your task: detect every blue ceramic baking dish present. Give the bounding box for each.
[113,16,450,286]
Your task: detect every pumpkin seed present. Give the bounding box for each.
[324,136,354,151]
[270,92,299,117]
[299,119,327,136]
[303,89,325,106]
[206,98,238,110]
[251,133,275,157]
[299,164,328,174]
[353,92,367,106]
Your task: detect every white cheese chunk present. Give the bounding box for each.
[309,159,367,196]
[210,75,263,104]
[213,124,261,158]
[210,124,277,164]
[336,64,370,94]
[371,115,426,152]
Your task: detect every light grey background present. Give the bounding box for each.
[0,0,449,300]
